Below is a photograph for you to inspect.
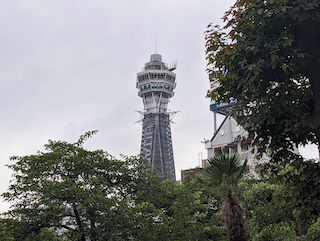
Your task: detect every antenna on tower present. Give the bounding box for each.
[155,36,158,53]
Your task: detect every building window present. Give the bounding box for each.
[214,147,222,156]
[241,143,249,152]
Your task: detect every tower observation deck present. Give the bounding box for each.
[136,53,177,181]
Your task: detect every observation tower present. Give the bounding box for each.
[136,53,177,181]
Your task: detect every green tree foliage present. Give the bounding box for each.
[205,1,320,237]
[239,161,320,238]
[306,218,320,240]
[136,171,228,240]
[205,0,320,161]
[9,131,320,239]
[2,131,154,241]
[239,180,296,240]
[272,160,320,236]
[32,228,60,241]
[0,219,16,241]
[2,131,230,241]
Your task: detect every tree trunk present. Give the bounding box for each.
[221,193,248,241]
[307,60,320,142]
[73,204,86,241]
[90,212,97,241]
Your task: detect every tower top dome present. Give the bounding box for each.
[150,53,162,62]
[144,53,168,71]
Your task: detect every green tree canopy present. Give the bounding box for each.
[238,179,297,240]
[2,131,230,241]
[273,160,320,235]
[205,0,320,161]
[2,131,153,241]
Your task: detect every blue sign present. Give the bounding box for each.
[210,98,237,111]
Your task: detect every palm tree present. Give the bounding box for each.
[204,150,248,241]
[204,150,247,187]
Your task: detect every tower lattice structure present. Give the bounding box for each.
[136,53,177,181]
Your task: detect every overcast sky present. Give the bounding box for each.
[0,0,318,212]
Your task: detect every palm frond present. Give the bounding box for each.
[204,150,247,186]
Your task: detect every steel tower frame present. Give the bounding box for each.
[136,53,177,181]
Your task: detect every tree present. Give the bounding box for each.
[2,131,153,241]
[237,160,320,238]
[238,179,297,240]
[204,151,248,241]
[273,160,320,236]
[205,0,320,161]
[0,219,16,241]
[204,151,247,189]
[2,131,232,240]
[135,172,228,241]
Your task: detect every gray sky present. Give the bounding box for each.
[0,0,318,212]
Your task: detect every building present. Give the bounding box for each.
[204,73,301,174]
[205,73,258,173]
[205,115,256,167]
[136,53,177,181]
